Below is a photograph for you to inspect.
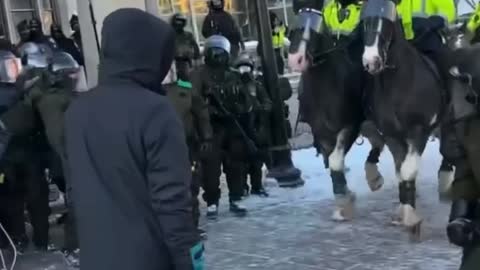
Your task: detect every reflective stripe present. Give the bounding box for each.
[323,1,361,37]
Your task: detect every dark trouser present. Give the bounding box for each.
[449,118,480,269]
[274,48,284,75]
[248,158,264,191]
[202,126,248,205]
[4,152,49,247]
[187,138,201,228]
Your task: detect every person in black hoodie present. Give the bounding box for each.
[64,8,204,270]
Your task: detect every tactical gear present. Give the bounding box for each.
[447,199,479,247]
[205,35,231,67]
[18,42,52,68]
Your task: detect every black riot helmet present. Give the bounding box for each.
[209,0,224,10]
[47,51,81,89]
[29,18,43,38]
[0,50,22,84]
[17,20,31,42]
[204,35,231,68]
[171,13,187,32]
[17,42,52,68]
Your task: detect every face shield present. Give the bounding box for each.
[0,51,22,84]
[48,51,81,90]
[18,42,50,69]
[360,0,397,22]
[296,9,324,34]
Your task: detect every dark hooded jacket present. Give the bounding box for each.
[65,8,199,270]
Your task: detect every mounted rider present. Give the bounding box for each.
[323,0,363,41]
[396,0,456,76]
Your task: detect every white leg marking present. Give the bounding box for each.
[430,114,438,126]
[329,130,347,171]
[400,144,420,181]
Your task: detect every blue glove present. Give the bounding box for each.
[190,242,205,270]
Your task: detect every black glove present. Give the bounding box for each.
[447,200,479,247]
[199,140,213,155]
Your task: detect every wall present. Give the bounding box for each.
[76,0,147,88]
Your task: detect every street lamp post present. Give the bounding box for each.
[254,0,304,188]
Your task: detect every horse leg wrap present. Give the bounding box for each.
[367,147,381,164]
[331,170,347,195]
[399,181,416,207]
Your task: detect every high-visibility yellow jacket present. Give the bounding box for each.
[396,0,456,40]
[323,1,363,37]
[467,4,480,36]
[272,25,286,49]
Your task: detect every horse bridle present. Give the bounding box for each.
[363,18,395,70]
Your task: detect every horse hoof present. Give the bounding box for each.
[365,162,384,192]
[331,209,348,222]
[332,194,355,221]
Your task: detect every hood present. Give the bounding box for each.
[98,8,175,93]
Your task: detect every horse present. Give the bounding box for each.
[288,8,386,221]
[359,0,455,239]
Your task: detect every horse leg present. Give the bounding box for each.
[327,128,356,221]
[438,125,457,202]
[362,121,385,191]
[386,136,424,241]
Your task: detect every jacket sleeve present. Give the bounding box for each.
[191,83,213,141]
[467,5,480,34]
[202,14,214,38]
[143,102,199,270]
[434,0,456,24]
[189,33,201,60]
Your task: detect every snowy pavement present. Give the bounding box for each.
[9,140,462,270]
[204,140,461,270]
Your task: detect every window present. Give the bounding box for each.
[0,3,7,39]
[40,0,56,35]
[10,0,36,42]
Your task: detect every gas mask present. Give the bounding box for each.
[238,65,253,82]
[209,0,224,11]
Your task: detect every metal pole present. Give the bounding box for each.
[254,0,303,187]
[282,0,289,26]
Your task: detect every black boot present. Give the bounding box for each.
[447,200,478,247]
[251,188,269,197]
[229,200,247,217]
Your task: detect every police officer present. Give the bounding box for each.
[396,0,456,77]
[0,45,51,253]
[171,13,200,77]
[70,15,82,53]
[270,12,287,75]
[323,0,363,41]
[234,53,271,197]
[202,0,245,59]
[16,20,31,49]
[192,35,250,219]
[446,118,480,269]
[165,62,212,235]
[28,18,56,48]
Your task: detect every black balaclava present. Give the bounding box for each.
[17,20,31,43]
[209,0,224,11]
[51,24,64,40]
[171,13,187,33]
[70,15,80,33]
[29,18,43,41]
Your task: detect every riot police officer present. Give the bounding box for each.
[202,0,245,59]
[192,35,251,219]
[165,62,212,237]
[234,53,272,197]
[171,13,200,76]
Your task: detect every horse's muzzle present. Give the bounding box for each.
[363,55,383,75]
[288,51,309,72]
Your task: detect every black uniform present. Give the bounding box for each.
[65,9,202,270]
[192,35,252,217]
[202,1,244,58]
[70,15,83,54]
